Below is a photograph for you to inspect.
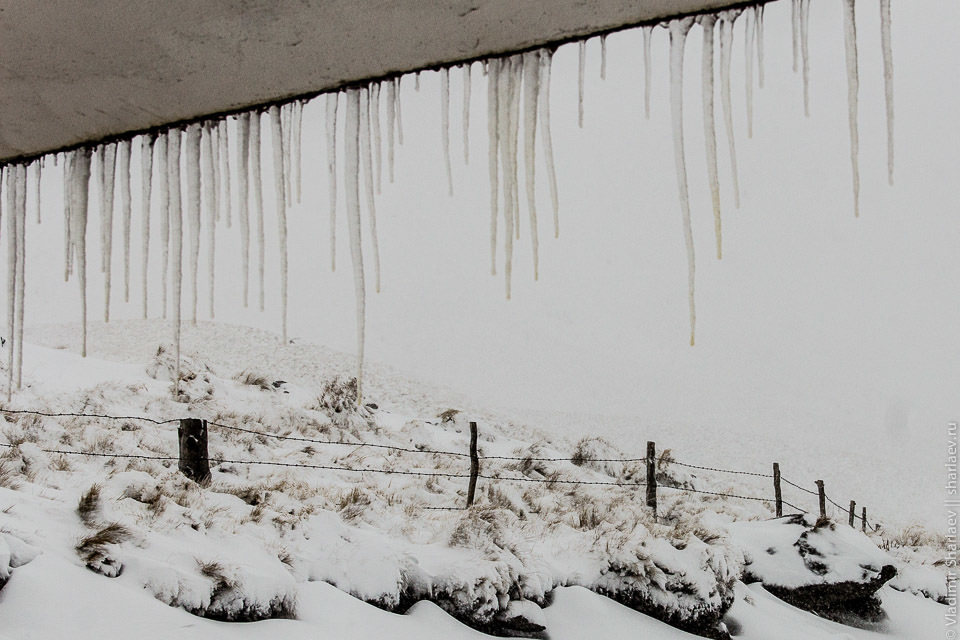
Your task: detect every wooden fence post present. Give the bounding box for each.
[849,500,856,527]
[773,462,782,517]
[466,421,479,508]
[815,480,826,520]
[178,418,210,484]
[862,506,867,532]
[646,441,657,518]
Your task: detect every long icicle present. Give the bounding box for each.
[509,56,523,242]
[385,80,396,183]
[31,161,41,225]
[167,129,183,398]
[880,0,894,185]
[6,167,18,398]
[238,112,252,307]
[269,105,289,344]
[326,94,339,271]
[218,119,231,227]
[744,7,755,139]
[118,139,132,302]
[158,133,170,319]
[499,56,515,298]
[282,104,293,205]
[344,89,366,404]
[539,50,560,239]
[394,77,404,146]
[294,100,304,204]
[487,58,500,276]
[600,34,607,80]
[462,62,472,164]
[250,111,265,311]
[201,124,217,318]
[719,11,742,208]
[185,124,202,325]
[441,67,454,196]
[801,0,811,116]
[756,5,766,89]
[669,17,697,347]
[842,0,860,217]
[100,143,116,322]
[63,162,73,283]
[360,88,382,293]
[69,150,92,357]
[699,15,723,260]
[371,84,382,193]
[14,164,26,390]
[209,123,221,223]
[522,51,540,280]
[578,41,586,127]
[791,0,800,73]
[140,134,155,318]
[643,26,654,119]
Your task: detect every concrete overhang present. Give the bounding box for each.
[0,0,760,163]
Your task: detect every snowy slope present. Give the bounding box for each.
[0,321,946,639]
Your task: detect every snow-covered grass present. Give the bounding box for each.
[0,320,948,639]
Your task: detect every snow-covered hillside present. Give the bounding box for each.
[0,321,947,639]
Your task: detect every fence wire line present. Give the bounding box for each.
[1,408,178,425]
[670,460,773,478]
[781,476,819,496]
[781,499,809,514]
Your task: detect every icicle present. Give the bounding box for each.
[539,50,560,239]
[441,67,454,196]
[522,51,540,280]
[842,0,860,217]
[237,112,252,307]
[326,94,339,271]
[250,112,265,311]
[218,119,231,227]
[371,83,382,193]
[167,130,183,397]
[643,25,653,119]
[744,7,755,139]
[791,0,800,72]
[498,56,515,298]
[600,34,608,80]
[67,149,92,357]
[360,88,382,293]
[385,80,396,183]
[14,164,26,390]
[158,133,170,320]
[99,143,116,322]
[118,139,132,303]
[6,167,19,398]
[699,15,723,260]
[487,58,500,276]
[462,63,472,165]
[30,161,40,224]
[801,0,811,116]
[508,56,522,242]
[293,100,304,204]
[719,11,742,208]
[209,123,221,222]
[756,5,766,89]
[282,104,293,205]
[140,134,155,318]
[415,72,421,92]
[578,41,586,127]
[880,0,894,185]
[268,105,289,344]
[185,124,202,325]
[344,89,366,403]
[668,17,697,347]
[63,160,73,282]
[394,77,404,145]
[201,125,217,318]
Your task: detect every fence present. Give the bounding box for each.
[0,408,881,530]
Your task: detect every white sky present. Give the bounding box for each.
[19,0,959,527]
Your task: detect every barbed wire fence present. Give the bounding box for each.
[0,408,882,530]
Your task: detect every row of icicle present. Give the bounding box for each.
[0,0,894,402]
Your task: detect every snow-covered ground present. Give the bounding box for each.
[0,321,948,638]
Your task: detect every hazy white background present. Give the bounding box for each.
[19,0,958,527]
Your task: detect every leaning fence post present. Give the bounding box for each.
[466,421,479,508]
[646,441,657,518]
[178,418,210,484]
[849,500,856,527]
[862,506,867,532]
[773,462,783,517]
[815,480,826,520]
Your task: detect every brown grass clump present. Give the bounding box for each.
[77,484,102,527]
[76,523,132,577]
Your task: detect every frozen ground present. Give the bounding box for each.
[0,320,947,639]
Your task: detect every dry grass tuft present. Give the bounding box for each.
[235,370,274,391]
[76,523,132,576]
[77,483,102,527]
